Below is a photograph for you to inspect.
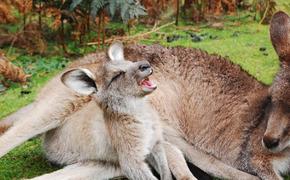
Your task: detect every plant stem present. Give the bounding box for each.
[176,0,180,26]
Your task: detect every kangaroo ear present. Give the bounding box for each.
[61,68,97,95]
[108,41,125,62]
[270,11,290,62]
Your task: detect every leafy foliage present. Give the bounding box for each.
[252,0,277,24]
[0,55,29,83]
[0,2,16,23]
[109,0,147,22]
[69,0,147,22]
[283,2,290,13]
[91,0,107,17]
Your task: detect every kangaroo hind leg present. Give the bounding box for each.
[165,133,259,180]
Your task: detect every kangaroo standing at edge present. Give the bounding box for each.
[61,42,174,180]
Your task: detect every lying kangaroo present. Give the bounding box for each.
[61,42,181,180]
[2,11,290,180]
[0,43,196,180]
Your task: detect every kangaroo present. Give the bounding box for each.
[2,11,290,180]
[0,43,196,180]
[61,42,174,180]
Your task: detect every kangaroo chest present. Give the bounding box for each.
[136,112,160,155]
[105,105,161,157]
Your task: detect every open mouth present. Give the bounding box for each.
[139,77,157,93]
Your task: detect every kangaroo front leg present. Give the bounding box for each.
[163,142,197,180]
[0,103,36,135]
[0,106,60,158]
[166,135,259,180]
[150,141,173,180]
[30,161,123,180]
[0,94,90,158]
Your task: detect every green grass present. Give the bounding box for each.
[1,3,290,179]
[0,139,59,180]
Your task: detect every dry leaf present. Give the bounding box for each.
[0,56,30,83]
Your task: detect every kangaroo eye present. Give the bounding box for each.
[111,72,124,82]
[107,71,125,88]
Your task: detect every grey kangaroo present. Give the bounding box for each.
[61,42,185,180]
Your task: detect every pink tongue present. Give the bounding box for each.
[142,80,153,87]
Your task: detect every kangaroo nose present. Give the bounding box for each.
[263,136,280,149]
[139,63,151,72]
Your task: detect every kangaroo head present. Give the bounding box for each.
[61,42,157,101]
[263,11,290,152]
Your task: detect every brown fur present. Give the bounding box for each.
[0,125,8,135]
[123,43,269,166]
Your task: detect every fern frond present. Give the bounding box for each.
[70,0,83,10]
[91,0,108,17]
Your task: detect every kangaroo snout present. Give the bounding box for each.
[262,136,280,150]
